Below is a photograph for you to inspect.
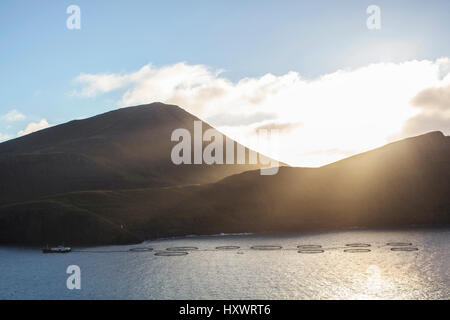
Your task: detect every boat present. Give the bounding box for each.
[42,245,72,254]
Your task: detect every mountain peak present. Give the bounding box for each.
[0,102,270,204]
[323,130,449,170]
[109,102,187,116]
[402,130,445,142]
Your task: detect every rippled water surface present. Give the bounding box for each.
[1,229,449,299]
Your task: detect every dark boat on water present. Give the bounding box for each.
[42,245,71,254]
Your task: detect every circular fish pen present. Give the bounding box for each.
[387,242,412,246]
[215,246,240,250]
[297,245,322,249]
[166,246,199,252]
[390,247,419,252]
[129,247,153,252]
[345,243,371,248]
[298,249,325,254]
[155,251,189,256]
[344,248,371,253]
[250,245,282,250]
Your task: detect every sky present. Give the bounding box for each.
[1,0,449,166]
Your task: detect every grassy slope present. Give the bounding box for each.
[1,132,448,245]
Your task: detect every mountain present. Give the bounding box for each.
[0,103,449,245]
[161,131,449,234]
[0,103,272,205]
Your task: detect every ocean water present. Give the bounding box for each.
[0,228,449,300]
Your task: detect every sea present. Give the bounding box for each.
[0,228,449,300]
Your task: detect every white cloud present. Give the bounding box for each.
[17,119,51,137]
[0,133,10,141]
[390,81,450,140]
[73,58,450,166]
[206,112,277,127]
[254,122,303,133]
[411,84,450,111]
[1,109,25,122]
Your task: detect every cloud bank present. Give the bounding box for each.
[0,133,10,142]
[412,84,450,111]
[73,58,450,166]
[18,119,51,137]
[1,109,25,122]
[393,79,450,139]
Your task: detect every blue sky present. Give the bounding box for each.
[1,0,449,165]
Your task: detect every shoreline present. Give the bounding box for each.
[1,224,449,249]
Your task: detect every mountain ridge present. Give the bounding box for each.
[0,102,274,205]
[0,103,448,245]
